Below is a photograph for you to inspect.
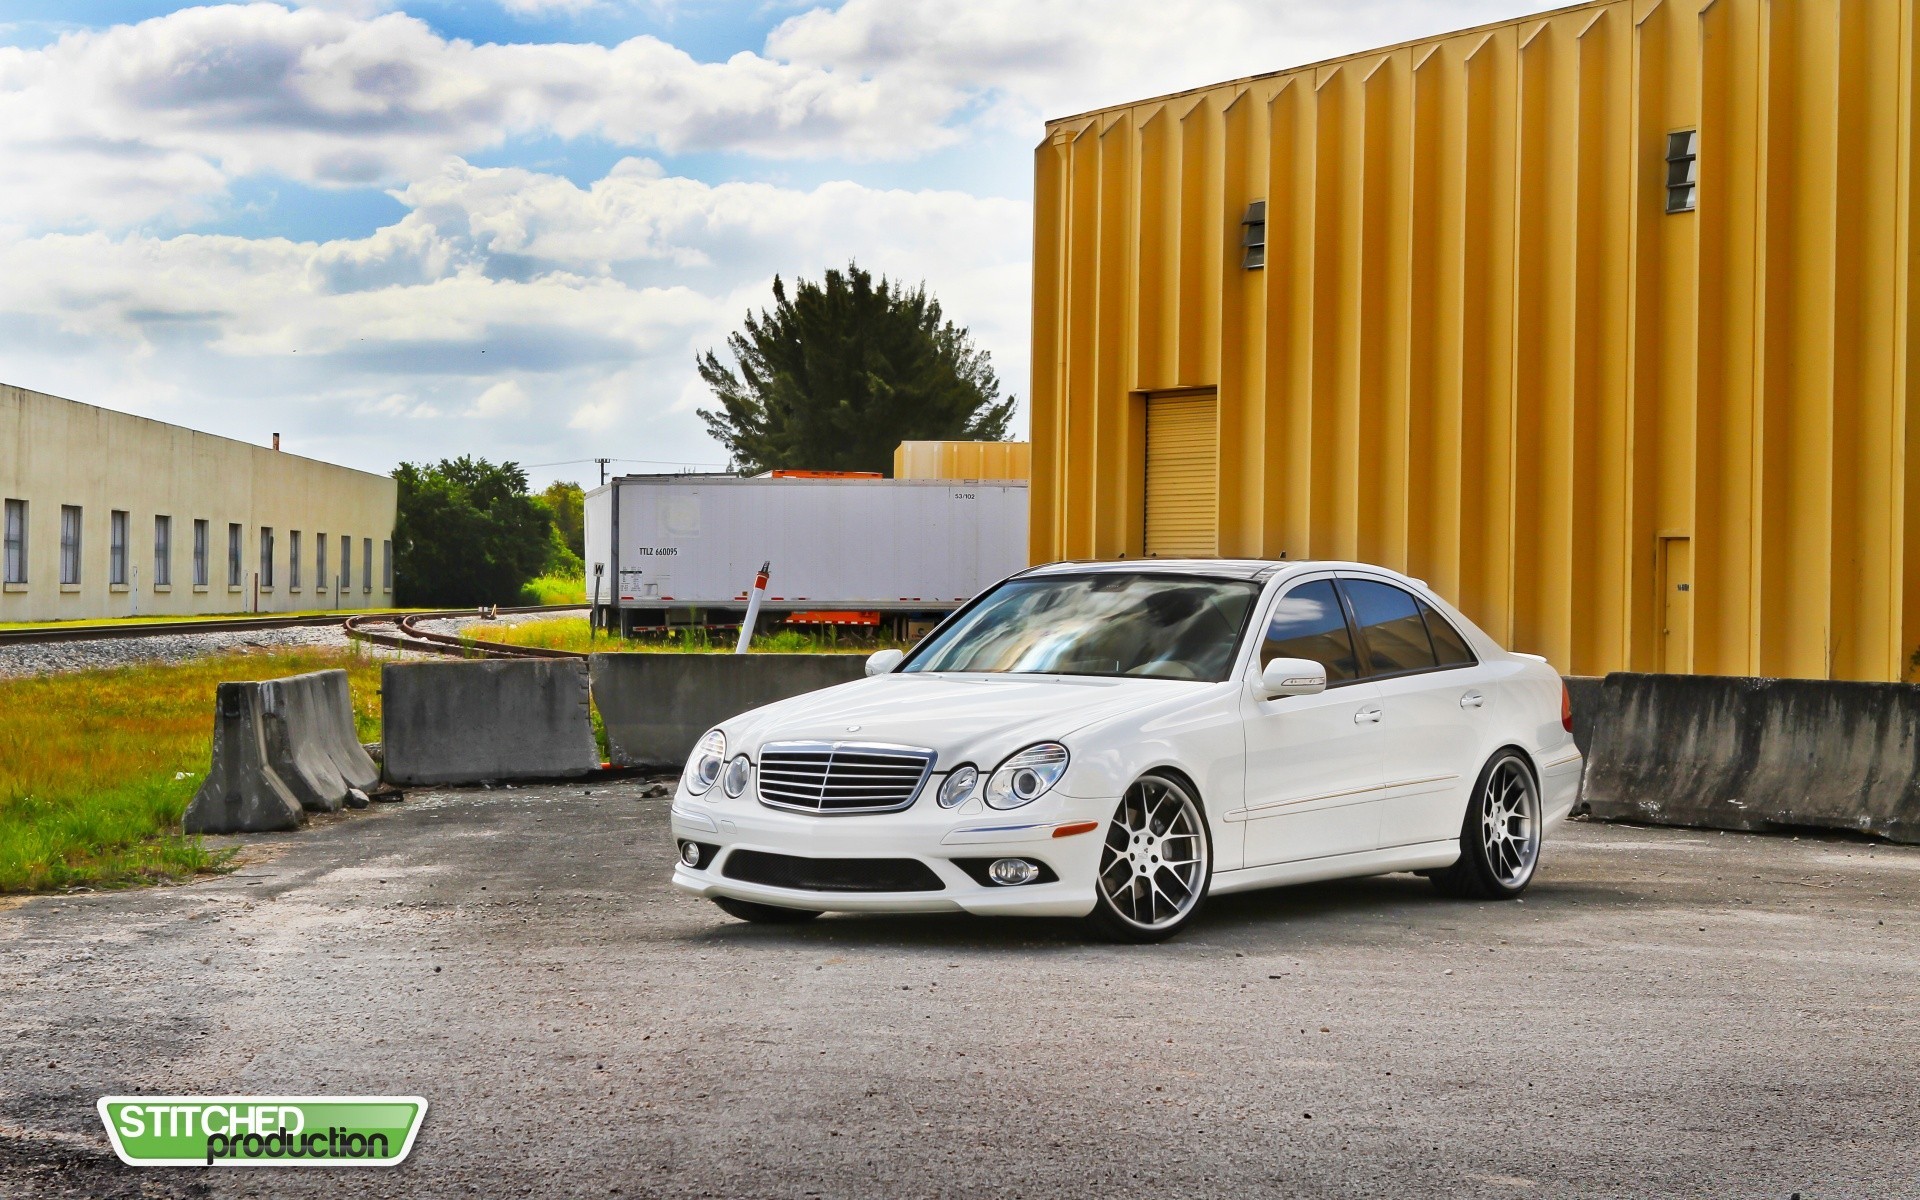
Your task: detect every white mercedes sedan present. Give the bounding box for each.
[669,560,1582,942]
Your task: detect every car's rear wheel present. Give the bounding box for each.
[711,896,822,924]
[1432,750,1541,900]
[1086,773,1213,943]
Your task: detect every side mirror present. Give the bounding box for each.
[1259,657,1326,699]
[866,648,905,676]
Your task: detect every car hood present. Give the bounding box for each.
[724,671,1213,766]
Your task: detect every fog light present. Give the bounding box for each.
[987,857,1041,887]
[679,840,702,867]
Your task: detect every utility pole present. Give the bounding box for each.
[595,458,612,486]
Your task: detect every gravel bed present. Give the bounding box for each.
[0,608,585,678]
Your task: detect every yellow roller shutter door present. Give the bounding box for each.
[1144,392,1219,557]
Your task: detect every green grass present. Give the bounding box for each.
[465,617,907,656]
[518,573,587,606]
[0,647,383,894]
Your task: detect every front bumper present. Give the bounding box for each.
[669,789,1110,917]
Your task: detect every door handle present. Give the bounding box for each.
[1354,707,1383,725]
[1459,691,1485,710]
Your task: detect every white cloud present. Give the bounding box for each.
[0,1,1565,233]
[0,158,1030,482]
[466,378,532,416]
[768,0,1564,130]
[0,2,961,231]
[499,0,601,14]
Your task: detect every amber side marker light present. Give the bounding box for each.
[1053,821,1100,838]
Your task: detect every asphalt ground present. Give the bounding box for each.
[2,780,1916,1200]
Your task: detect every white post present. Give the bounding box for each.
[735,561,770,654]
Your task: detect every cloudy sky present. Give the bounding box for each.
[0,0,1557,487]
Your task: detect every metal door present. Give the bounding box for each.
[1143,392,1218,557]
[1658,536,1692,673]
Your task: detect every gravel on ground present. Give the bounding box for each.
[0,609,585,677]
[1,792,1915,1199]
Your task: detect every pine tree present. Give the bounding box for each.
[696,263,1015,475]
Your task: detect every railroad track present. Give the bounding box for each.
[344,610,589,660]
[0,604,585,648]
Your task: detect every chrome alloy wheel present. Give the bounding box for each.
[1481,755,1541,888]
[1096,775,1210,933]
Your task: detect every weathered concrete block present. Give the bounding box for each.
[1581,672,1920,844]
[183,683,307,834]
[311,669,380,793]
[381,659,599,786]
[590,653,867,768]
[261,673,347,813]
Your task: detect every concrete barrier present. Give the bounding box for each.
[1580,672,1920,843]
[259,669,380,813]
[311,669,380,793]
[183,683,308,834]
[591,653,868,768]
[381,659,599,786]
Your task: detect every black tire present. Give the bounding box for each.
[1084,773,1214,943]
[1432,749,1542,900]
[711,896,822,924]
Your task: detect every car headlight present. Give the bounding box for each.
[684,729,726,795]
[938,765,979,809]
[722,753,753,799]
[984,743,1069,809]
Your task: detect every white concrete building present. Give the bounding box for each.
[0,383,397,623]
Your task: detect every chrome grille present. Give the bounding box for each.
[756,741,936,814]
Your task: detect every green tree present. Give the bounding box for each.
[392,457,551,606]
[696,263,1015,475]
[534,480,585,576]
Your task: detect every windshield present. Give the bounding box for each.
[903,573,1262,681]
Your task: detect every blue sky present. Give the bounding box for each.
[0,0,1557,486]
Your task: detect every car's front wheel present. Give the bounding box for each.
[1086,773,1213,943]
[1431,749,1542,900]
[711,896,822,924]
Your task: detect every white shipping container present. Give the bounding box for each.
[584,475,1028,613]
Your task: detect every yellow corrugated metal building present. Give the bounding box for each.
[1031,0,1920,681]
[893,441,1032,480]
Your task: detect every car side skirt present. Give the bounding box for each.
[1209,840,1460,896]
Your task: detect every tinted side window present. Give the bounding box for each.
[1261,580,1360,683]
[1419,598,1477,667]
[1343,579,1439,675]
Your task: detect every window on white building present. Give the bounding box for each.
[4,499,25,585]
[153,515,171,587]
[110,510,128,586]
[60,506,82,585]
[193,519,209,587]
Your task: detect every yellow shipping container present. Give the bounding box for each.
[1032,0,1920,682]
[893,441,1031,481]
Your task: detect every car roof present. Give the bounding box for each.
[1018,558,1429,586]
[1017,558,1277,581]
